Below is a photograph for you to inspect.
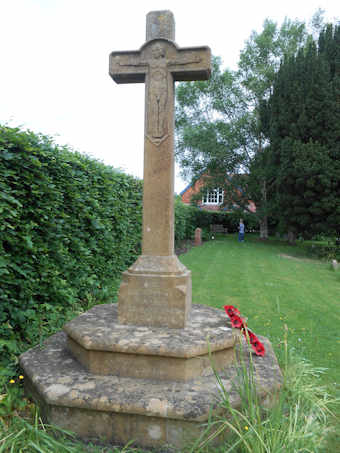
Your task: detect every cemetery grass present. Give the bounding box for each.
[1,234,339,452]
[179,234,340,386]
[179,234,340,452]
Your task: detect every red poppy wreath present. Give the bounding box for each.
[223,305,265,356]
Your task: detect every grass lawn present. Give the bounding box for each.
[179,234,340,452]
[179,234,340,386]
[1,234,339,452]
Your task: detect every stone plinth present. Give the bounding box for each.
[64,304,236,381]
[20,318,282,449]
[117,255,192,328]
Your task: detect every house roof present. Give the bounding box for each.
[180,183,192,196]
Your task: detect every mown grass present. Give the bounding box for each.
[180,235,340,386]
[179,234,340,452]
[1,234,339,452]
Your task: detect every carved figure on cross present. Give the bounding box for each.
[111,39,206,145]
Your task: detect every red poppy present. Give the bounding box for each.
[224,305,240,316]
[230,314,245,329]
[223,305,265,357]
[243,328,266,356]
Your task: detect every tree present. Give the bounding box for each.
[262,24,340,238]
[237,18,307,238]
[175,18,307,238]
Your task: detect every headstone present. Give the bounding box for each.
[195,227,202,246]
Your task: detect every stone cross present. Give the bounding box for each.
[109,11,211,328]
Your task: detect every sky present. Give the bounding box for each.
[0,0,338,193]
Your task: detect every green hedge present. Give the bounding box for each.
[0,125,143,373]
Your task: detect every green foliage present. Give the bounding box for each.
[174,199,259,245]
[0,125,143,372]
[175,57,251,183]
[174,197,196,243]
[0,382,27,418]
[302,240,340,261]
[238,17,306,102]
[262,24,340,237]
[191,346,337,453]
[176,18,309,238]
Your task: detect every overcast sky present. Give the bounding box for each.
[0,0,338,193]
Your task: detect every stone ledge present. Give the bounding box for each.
[66,335,236,380]
[64,304,236,358]
[20,331,281,422]
[20,329,282,448]
[128,254,188,275]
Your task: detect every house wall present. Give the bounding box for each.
[180,178,256,213]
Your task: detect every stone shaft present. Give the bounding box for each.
[146,10,175,41]
[109,11,211,327]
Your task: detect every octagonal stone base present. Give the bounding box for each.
[20,304,282,450]
[63,304,237,381]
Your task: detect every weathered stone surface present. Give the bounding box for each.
[64,304,237,380]
[117,255,192,328]
[64,304,236,357]
[67,336,235,381]
[20,331,282,449]
[109,11,211,329]
[146,10,175,41]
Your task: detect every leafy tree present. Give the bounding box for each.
[176,18,307,237]
[262,24,340,238]
[237,18,307,238]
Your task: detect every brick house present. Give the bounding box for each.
[180,177,256,212]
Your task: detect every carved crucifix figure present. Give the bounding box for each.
[109,11,211,328]
[113,41,202,143]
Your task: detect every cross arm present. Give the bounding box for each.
[170,46,211,82]
[109,50,147,84]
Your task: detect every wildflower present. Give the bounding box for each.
[244,426,249,430]
[9,379,15,384]
[19,375,24,380]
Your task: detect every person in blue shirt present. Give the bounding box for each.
[238,219,245,242]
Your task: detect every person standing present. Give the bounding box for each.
[238,219,245,242]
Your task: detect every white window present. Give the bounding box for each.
[202,188,224,205]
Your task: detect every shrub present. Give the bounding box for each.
[302,240,340,261]
[174,199,259,243]
[0,125,143,373]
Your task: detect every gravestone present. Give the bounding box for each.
[19,11,282,449]
[195,227,202,246]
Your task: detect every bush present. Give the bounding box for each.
[0,125,143,373]
[174,199,259,244]
[302,240,340,261]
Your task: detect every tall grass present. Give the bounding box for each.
[187,331,338,453]
[1,336,337,453]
